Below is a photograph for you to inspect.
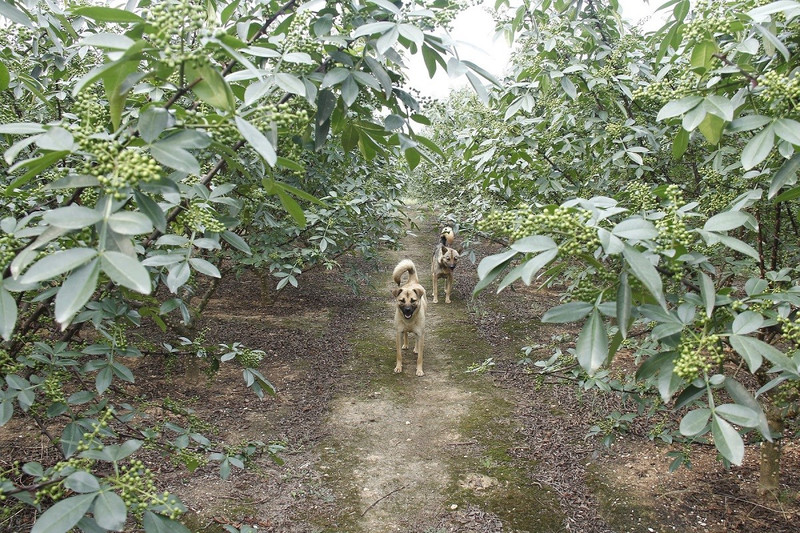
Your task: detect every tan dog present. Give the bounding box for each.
[392,259,427,376]
[441,226,455,247]
[431,241,459,304]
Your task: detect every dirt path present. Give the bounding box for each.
[313,211,562,532]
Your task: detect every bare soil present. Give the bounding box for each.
[3,208,800,532]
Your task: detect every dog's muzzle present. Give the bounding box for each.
[402,306,416,319]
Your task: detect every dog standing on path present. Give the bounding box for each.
[431,230,460,304]
[392,259,427,376]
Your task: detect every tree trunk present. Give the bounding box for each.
[758,406,784,497]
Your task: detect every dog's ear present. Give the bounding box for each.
[392,288,402,298]
[413,287,426,298]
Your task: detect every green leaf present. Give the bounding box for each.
[769,152,800,199]
[138,107,171,144]
[724,378,772,441]
[657,96,703,121]
[134,190,167,233]
[715,403,760,428]
[31,493,97,533]
[510,235,558,253]
[108,211,153,235]
[616,271,632,338]
[235,116,277,166]
[0,61,7,91]
[64,472,101,494]
[622,245,665,308]
[221,231,251,255]
[0,122,45,135]
[0,285,17,341]
[699,272,715,318]
[690,39,718,72]
[575,309,608,375]
[101,251,151,294]
[404,147,421,169]
[72,6,143,22]
[150,143,200,174]
[477,250,517,281]
[612,217,658,240]
[774,118,800,145]
[276,190,306,227]
[43,205,102,230]
[679,408,711,436]
[635,350,678,381]
[55,259,100,326]
[189,258,221,278]
[6,151,70,194]
[541,301,594,323]
[712,413,744,465]
[703,210,753,232]
[730,334,794,373]
[185,61,234,112]
[93,491,127,531]
[741,125,775,170]
[0,0,33,27]
[0,400,12,426]
[672,128,690,159]
[698,113,725,145]
[732,311,764,335]
[20,248,98,284]
[61,422,84,458]
[143,511,191,533]
[78,33,136,50]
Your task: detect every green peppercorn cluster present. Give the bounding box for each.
[624,181,657,212]
[235,348,265,368]
[0,349,23,377]
[632,70,698,105]
[0,232,19,272]
[569,268,617,302]
[655,185,693,252]
[82,143,161,200]
[757,70,800,117]
[42,371,68,405]
[175,202,227,234]
[109,322,128,350]
[72,90,108,135]
[698,168,732,211]
[773,380,800,407]
[675,332,723,381]
[147,0,210,67]
[479,205,599,254]
[777,314,800,345]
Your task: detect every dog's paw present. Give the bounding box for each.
[445,298,451,304]
[432,297,438,303]
[416,368,425,377]
[394,365,402,373]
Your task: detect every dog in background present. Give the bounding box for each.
[440,226,455,247]
[392,259,427,376]
[431,228,460,304]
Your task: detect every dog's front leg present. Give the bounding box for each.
[431,274,439,303]
[445,275,452,304]
[395,331,403,373]
[415,334,424,376]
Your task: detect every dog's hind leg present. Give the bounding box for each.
[445,275,452,304]
[415,334,424,376]
[401,331,409,349]
[395,331,403,373]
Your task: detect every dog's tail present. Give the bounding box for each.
[393,259,419,285]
